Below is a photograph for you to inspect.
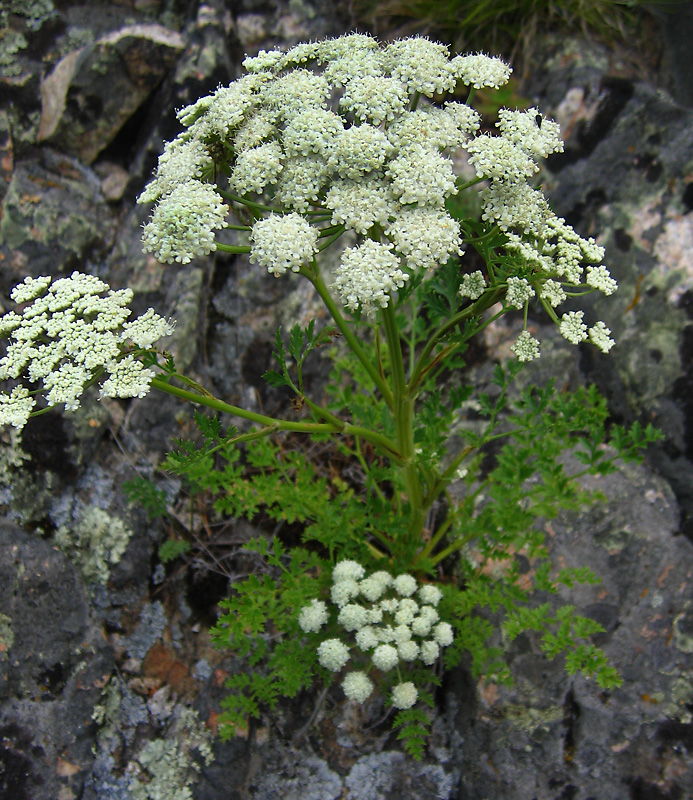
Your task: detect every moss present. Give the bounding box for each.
[55,506,133,585]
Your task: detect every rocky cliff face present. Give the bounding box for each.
[0,2,691,799]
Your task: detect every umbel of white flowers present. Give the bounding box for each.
[0,38,621,430]
[298,560,454,710]
[138,32,617,357]
[0,273,174,430]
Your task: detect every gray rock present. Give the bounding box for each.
[38,24,185,164]
[521,36,693,538]
[250,751,342,800]
[0,150,116,280]
[0,519,113,800]
[345,752,455,800]
[447,458,693,799]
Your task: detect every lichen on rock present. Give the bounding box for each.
[55,505,133,585]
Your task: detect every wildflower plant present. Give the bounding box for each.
[0,34,661,758]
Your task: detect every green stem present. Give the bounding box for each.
[456,176,485,193]
[317,227,346,252]
[151,376,332,432]
[417,508,456,564]
[317,224,345,238]
[427,531,478,567]
[215,243,251,255]
[381,303,426,547]
[422,445,475,515]
[353,436,388,505]
[306,263,394,408]
[150,376,401,461]
[217,190,280,215]
[409,287,503,393]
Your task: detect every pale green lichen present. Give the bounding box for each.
[92,677,122,732]
[672,604,693,654]
[128,708,214,800]
[0,29,27,76]
[1,0,54,29]
[0,0,54,76]
[0,612,13,659]
[502,701,563,734]
[0,430,29,485]
[663,674,693,725]
[55,506,133,584]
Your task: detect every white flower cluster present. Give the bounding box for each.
[138,33,617,343]
[0,273,175,430]
[462,106,617,359]
[298,559,454,710]
[138,34,509,312]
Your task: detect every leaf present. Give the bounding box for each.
[288,323,306,363]
[392,708,431,760]
[263,369,290,388]
[123,477,168,519]
[159,538,191,563]
[194,409,222,441]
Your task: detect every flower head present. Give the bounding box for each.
[450,53,512,89]
[372,643,399,671]
[392,574,417,597]
[384,37,456,96]
[589,321,615,353]
[299,599,329,633]
[511,330,540,362]
[333,240,408,314]
[418,585,442,606]
[338,603,370,632]
[141,181,228,264]
[560,311,588,345]
[0,273,174,428]
[391,682,418,709]
[342,671,374,703]
[317,639,350,671]
[333,560,366,583]
[249,213,318,276]
[505,276,535,309]
[459,271,487,300]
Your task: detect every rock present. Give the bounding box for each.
[38,24,185,164]
[445,457,693,800]
[0,150,116,281]
[650,1,693,107]
[521,36,693,539]
[0,520,113,800]
[0,110,14,207]
[96,162,130,202]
